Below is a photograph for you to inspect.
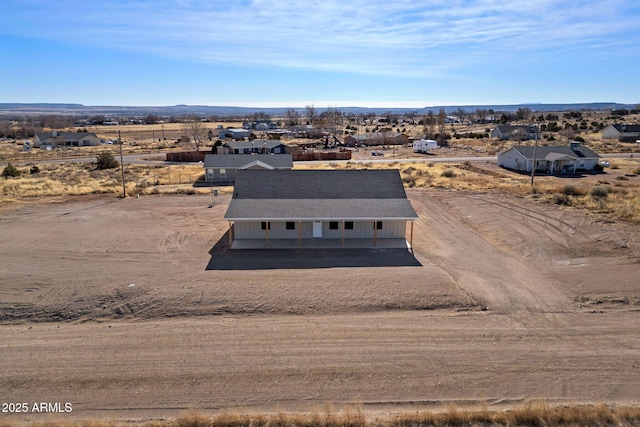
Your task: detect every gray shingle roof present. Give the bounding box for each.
[203,154,292,168]
[224,140,284,150]
[495,125,535,133]
[36,131,98,142]
[511,144,600,160]
[612,124,640,133]
[224,169,418,220]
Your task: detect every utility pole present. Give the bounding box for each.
[119,130,126,198]
[530,125,538,186]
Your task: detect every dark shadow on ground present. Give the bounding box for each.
[206,231,422,270]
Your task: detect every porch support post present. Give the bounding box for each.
[228,221,234,246]
[265,221,269,248]
[342,221,345,248]
[298,221,302,248]
[373,220,377,247]
[410,221,414,249]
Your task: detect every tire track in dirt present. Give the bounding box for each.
[409,190,576,323]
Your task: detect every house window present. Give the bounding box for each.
[207,169,213,178]
[374,221,383,230]
[286,222,295,230]
[219,168,226,178]
[344,221,354,230]
[329,221,339,230]
[261,221,271,230]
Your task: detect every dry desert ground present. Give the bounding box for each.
[0,190,639,423]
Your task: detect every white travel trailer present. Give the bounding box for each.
[413,139,438,153]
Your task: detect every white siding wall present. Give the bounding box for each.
[498,149,528,171]
[234,220,407,240]
[601,125,620,139]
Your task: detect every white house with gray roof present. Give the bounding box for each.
[221,139,287,154]
[224,169,418,249]
[203,154,293,183]
[498,142,600,174]
[33,131,101,148]
[491,125,538,141]
[601,124,640,141]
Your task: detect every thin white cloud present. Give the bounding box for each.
[2,0,638,77]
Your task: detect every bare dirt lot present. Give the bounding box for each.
[1,191,639,423]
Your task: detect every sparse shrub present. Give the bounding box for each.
[594,163,604,172]
[590,186,609,199]
[553,193,571,205]
[402,175,417,187]
[2,162,21,178]
[402,166,417,175]
[611,163,619,169]
[96,151,119,170]
[441,169,456,178]
[30,165,40,174]
[561,184,584,196]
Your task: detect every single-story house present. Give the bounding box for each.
[224,169,418,249]
[219,128,251,140]
[601,124,640,142]
[343,132,409,146]
[221,140,287,154]
[498,142,600,174]
[203,154,293,183]
[242,121,278,130]
[33,131,101,148]
[491,125,538,141]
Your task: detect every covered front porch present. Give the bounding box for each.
[533,153,578,174]
[227,219,415,250]
[229,237,412,250]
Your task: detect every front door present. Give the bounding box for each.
[313,221,322,238]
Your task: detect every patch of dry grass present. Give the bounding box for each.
[0,162,219,209]
[2,403,638,427]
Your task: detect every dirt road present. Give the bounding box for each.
[0,191,639,422]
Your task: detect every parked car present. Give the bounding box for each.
[599,161,610,167]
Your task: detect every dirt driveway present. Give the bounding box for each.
[0,191,639,422]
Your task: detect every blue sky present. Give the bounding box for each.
[0,0,639,108]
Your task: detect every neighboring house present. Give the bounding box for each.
[491,125,538,141]
[221,140,287,154]
[203,154,293,184]
[343,132,409,146]
[498,142,601,174]
[224,169,418,249]
[242,121,278,130]
[219,128,251,140]
[601,124,640,142]
[33,131,102,148]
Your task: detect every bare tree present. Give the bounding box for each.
[454,108,468,125]
[423,111,436,139]
[285,109,300,127]
[516,107,532,122]
[305,104,317,125]
[560,127,575,143]
[437,108,447,145]
[180,115,207,151]
[404,110,419,125]
[476,108,489,124]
